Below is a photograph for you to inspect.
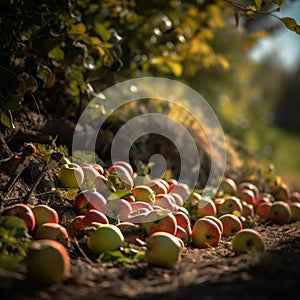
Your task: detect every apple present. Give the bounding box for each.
[1,203,35,232]
[219,196,243,215]
[107,164,134,191]
[241,201,254,218]
[169,193,184,207]
[58,163,84,188]
[214,198,225,213]
[116,222,145,244]
[86,223,125,254]
[290,202,300,221]
[82,209,109,226]
[238,189,257,205]
[70,215,85,237]
[219,214,242,237]
[130,201,153,212]
[219,177,237,195]
[141,210,177,236]
[147,179,168,195]
[232,229,265,254]
[144,232,182,268]
[109,161,134,177]
[127,208,151,224]
[124,195,135,202]
[173,211,192,235]
[272,183,291,202]
[191,217,222,248]
[80,165,102,189]
[203,215,223,234]
[175,225,190,245]
[32,205,59,228]
[256,202,272,219]
[26,239,70,285]
[154,194,176,211]
[194,197,217,218]
[106,198,132,221]
[269,201,291,224]
[169,182,191,201]
[74,190,107,215]
[93,175,109,193]
[166,178,178,192]
[34,223,70,247]
[80,163,104,175]
[132,185,155,204]
[291,191,300,203]
[238,182,260,200]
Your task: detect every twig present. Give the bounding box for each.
[0,143,36,209]
[23,151,63,204]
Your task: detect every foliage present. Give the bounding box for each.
[1,0,299,129]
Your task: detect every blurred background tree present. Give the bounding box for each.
[1,0,300,187]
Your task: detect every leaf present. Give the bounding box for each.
[18,73,38,92]
[95,23,111,42]
[0,110,15,129]
[279,17,300,35]
[254,0,262,10]
[272,0,283,5]
[48,47,65,61]
[108,190,133,200]
[37,65,52,86]
[167,61,183,77]
[68,23,86,35]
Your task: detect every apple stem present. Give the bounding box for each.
[0,143,36,209]
[23,152,63,204]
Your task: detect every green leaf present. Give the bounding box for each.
[37,65,52,86]
[18,73,38,92]
[279,17,300,34]
[108,190,133,200]
[95,23,111,42]
[0,110,15,129]
[48,46,65,61]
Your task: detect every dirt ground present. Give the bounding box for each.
[1,108,300,299]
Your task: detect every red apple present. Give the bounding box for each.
[219,177,237,195]
[109,161,134,177]
[93,175,109,193]
[81,163,104,175]
[155,194,176,211]
[269,201,291,224]
[291,191,300,203]
[26,239,70,285]
[32,205,59,228]
[70,215,85,237]
[173,211,192,235]
[272,183,291,202]
[147,179,168,195]
[241,201,254,218]
[74,190,107,215]
[82,209,109,226]
[1,203,35,232]
[169,193,184,207]
[106,198,132,221]
[107,164,134,191]
[34,223,70,247]
[127,208,151,224]
[238,182,260,200]
[175,225,190,245]
[169,182,191,201]
[256,202,272,220]
[238,189,257,205]
[219,214,242,237]
[191,217,222,248]
[141,210,177,236]
[130,201,153,211]
[166,178,178,192]
[203,215,223,234]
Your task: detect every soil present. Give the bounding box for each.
[1,108,300,300]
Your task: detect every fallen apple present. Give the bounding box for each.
[290,202,300,221]
[173,211,192,235]
[26,239,70,285]
[132,185,156,204]
[1,203,35,232]
[175,225,190,245]
[32,204,59,228]
[74,190,107,215]
[219,214,242,237]
[147,179,168,195]
[144,232,182,268]
[269,201,291,224]
[34,223,70,247]
[256,202,272,220]
[191,217,221,248]
[232,228,265,254]
[154,194,177,211]
[219,177,238,195]
[116,221,145,244]
[219,196,243,215]
[109,161,134,177]
[58,163,84,188]
[203,215,223,234]
[106,198,132,221]
[87,223,125,254]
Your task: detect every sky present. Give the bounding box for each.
[249,1,300,74]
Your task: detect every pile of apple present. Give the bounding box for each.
[1,159,300,286]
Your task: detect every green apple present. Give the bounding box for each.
[132,185,156,204]
[144,232,182,268]
[26,239,70,285]
[58,163,84,188]
[87,223,125,254]
[232,229,265,254]
[32,204,59,228]
[219,196,243,215]
[191,217,221,248]
[219,177,237,195]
